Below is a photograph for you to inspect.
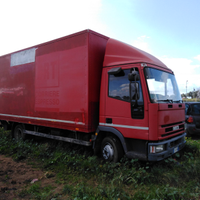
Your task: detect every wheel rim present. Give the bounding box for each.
[102,142,114,160]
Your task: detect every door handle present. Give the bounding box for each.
[106,118,112,124]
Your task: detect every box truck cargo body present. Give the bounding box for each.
[0,30,186,162]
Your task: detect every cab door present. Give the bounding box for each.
[103,64,149,140]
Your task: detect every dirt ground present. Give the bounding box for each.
[0,154,61,200]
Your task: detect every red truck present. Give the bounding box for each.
[0,29,186,162]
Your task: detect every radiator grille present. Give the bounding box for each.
[161,122,184,137]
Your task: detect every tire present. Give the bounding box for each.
[101,136,124,162]
[14,125,26,141]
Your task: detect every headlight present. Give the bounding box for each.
[150,145,164,153]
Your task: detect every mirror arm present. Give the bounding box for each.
[134,75,138,107]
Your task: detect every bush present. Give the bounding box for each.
[0,128,200,199]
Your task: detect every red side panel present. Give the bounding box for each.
[35,34,89,131]
[0,30,108,133]
[0,54,35,117]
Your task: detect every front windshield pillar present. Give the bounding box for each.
[165,82,167,97]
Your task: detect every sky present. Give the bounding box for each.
[0,0,199,94]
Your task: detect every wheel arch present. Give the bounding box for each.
[93,126,128,155]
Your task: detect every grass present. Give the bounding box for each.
[18,183,55,199]
[0,128,200,199]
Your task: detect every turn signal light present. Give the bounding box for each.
[187,116,193,123]
[150,145,164,153]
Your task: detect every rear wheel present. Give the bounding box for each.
[14,125,25,141]
[101,136,123,162]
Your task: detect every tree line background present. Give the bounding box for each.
[181,88,200,101]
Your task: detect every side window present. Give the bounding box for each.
[108,69,130,102]
[185,104,189,115]
[108,67,144,119]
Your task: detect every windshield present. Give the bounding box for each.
[144,67,182,103]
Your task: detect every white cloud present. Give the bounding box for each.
[194,55,200,62]
[159,56,200,94]
[131,36,151,53]
[120,83,129,91]
[0,0,105,55]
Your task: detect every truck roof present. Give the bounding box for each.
[103,38,169,70]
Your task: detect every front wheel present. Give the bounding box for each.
[14,125,26,141]
[101,137,123,162]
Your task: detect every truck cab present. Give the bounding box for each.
[94,38,186,162]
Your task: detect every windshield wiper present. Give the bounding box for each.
[157,99,173,103]
[173,100,183,103]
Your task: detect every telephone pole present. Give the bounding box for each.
[186,80,188,100]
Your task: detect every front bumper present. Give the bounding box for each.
[148,133,186,162]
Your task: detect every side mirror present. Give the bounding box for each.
[130,82,140,100]
[128,72,140,81]
[108,67,122,75]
